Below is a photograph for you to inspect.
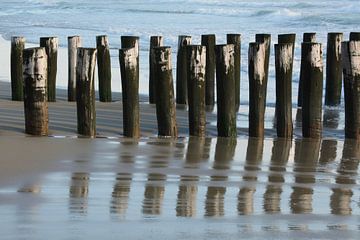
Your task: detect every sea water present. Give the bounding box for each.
[0,0,359,104]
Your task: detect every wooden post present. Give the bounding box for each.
[298,33,316,107]
[255,34,271,87]
[325,33,343,106]
[76,48,97,137]
[23,47,48,136]
[40,37,58,102]
[149,36,163,104]
[349,32,360,41]
[187,45,206,137]
[248,42,267,138]
[342,40,360,139]
[119,47,140,138]
[302,43,323,138]
[68,36,81,102]
[153,46,177,137]
[275,43,294,138]
[176,35,192,105]
[216,44,236,137]
[278,33,296,56]
[11,36,25,101]
[227,34,241,111]
[201,34,216,108]
[96,35,112,102]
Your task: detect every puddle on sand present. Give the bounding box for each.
[0,136,359,239]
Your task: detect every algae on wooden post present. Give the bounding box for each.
[23,47,48,136]
[68,36,81,101]
[119,47,140,138]
[76,48,97,137]
[11,36,25,101]
[187,45,206,137]
[96,35,112,102]
[40,37,58,102]
[216,44,236,137]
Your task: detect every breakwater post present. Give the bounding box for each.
[11,36,25,101]
[76,48,97,137]
[40,37,58,102]
[68,36,81,101]
[23,47,48,136]
[201,34,216,109]
[119,47,140,138]
[149,36,163,104]
[96,35,112,102]
[153,46,177,137]
[176,35,192,105]
[227,34,241,111]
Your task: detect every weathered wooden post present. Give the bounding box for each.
[216,44,236,137]
[302,43,323,138]
[68,36,81,102]
[76,48,97,137]
[149,36,163,104]
[248,42,267,138]
[187,45,206,137]
[349,32,360,41]
[119,47,140,138]
[40,37,58,102]
[255,34,271,85]
[121,36,139,69]
[176,35,192,105]
[298,33,316,107]
[96,35,112,102]
[11,36,25,101]
[23,47,48,136]
[227,34,241,111]
[325,33,343,106]
[153,46,177,137]
[342,40,360,139]
[275,43,294,138]
[201,34,216,109]
[278,33,296,56]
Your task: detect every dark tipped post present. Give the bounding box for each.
[298,33,316,107]
[248,42,267,138]
[302,43,323,138]
[349,32,360,41]
[176,35,192,105]
[119,47,140,138]
[149,36,163,104]
[216,44,236,137]
[11,36,25,101]
[76,48,97,137]
[154,46,177,137]
[40,37,58,102]
[23,47,48,136]
[278,33,296,56]
[275,43,294,138]
[342,41,360,139]
[227,34,241,111]
[68,36,81,101]
[201,34,216,109]
[325,33,343,106]
[96,35,112,102]
[187,45,206,137]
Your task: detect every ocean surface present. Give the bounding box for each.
[0,0,360,102]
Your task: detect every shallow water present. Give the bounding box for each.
[0,136,358,239]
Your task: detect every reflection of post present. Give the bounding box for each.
[69,172,89,215]
[263,139,291,213]
[205,138,236,217]
[331,140,360,215]
[290,139,320,214]
[238,138,263,215]
[319,139,337,165]
[176,137,209,217]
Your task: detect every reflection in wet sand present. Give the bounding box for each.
[69,172,89,215]
[205,138,236,217]
[331,140,360,215]
[263,139,291,213]
[290,139,320,214]
[319,139,338,165]
[238,138,263,215]
[176,137,211,217]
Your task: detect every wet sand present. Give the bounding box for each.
[0,37,358,239]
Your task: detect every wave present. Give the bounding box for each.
[126,8,196,15]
